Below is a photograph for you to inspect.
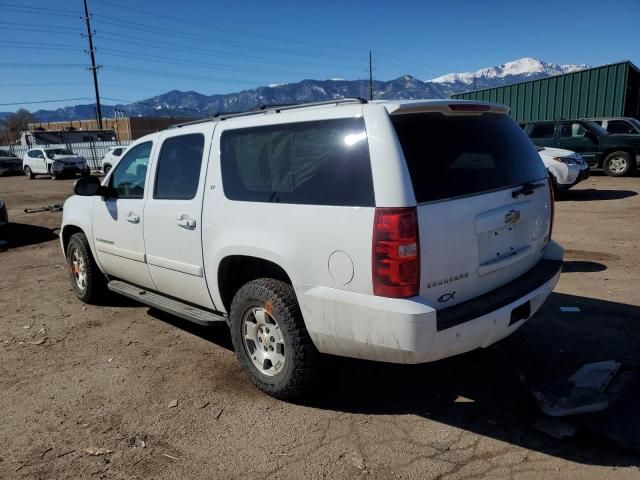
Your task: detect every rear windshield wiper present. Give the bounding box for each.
[512,181,546,199]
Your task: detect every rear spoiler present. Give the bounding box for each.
[385,101,510,116]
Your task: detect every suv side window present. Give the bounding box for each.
[559,122,588,137]
[606,120,634,134]
[28,150,42,158]
[529,123,555,139]
[113,148,123,156]
[221,117,374,207]
[110,141,152,199]
[154,133,204,200]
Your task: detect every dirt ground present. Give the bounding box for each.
[1,173,639,480]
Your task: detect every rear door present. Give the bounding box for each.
[556,121,599,165]
[390,109,552,308]
[143,127,215,309]
[526,122,556,148]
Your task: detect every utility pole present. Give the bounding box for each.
[369,50,373,101]
[82,0,102,129]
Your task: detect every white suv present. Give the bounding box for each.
[61,99,563,399]
[101,146,126,174]
[23,147,89,180]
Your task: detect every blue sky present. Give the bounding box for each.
[1,0,639,112]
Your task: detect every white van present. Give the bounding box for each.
[61,99,563,399]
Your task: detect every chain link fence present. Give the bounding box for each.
[6,140,132,170]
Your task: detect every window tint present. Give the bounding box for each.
[559,122,589,137]
[110,141,152,199]
[607,120,634,134]
[221,118,374,207]
[113,148,123,156]
[529,123,555,138]
[154,133,204,200]
[392,113,547,203]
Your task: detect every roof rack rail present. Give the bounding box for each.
[169,97,367,129]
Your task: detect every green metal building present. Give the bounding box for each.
[451,60,640,123]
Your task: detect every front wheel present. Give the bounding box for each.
[230,278,318,400]
[24,166,34,179]
[66,232,107,304]
[103,164,111,175]
[603,151,635,177]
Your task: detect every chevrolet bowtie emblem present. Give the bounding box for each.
[505,209,521,224]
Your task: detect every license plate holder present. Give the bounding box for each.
[509,300,531,326]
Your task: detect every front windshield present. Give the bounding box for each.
[584,121,609,136]
[46,149,74,159]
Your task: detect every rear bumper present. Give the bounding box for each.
[301,240,563,364]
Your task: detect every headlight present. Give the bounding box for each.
[552,156,575,165]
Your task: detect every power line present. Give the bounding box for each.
[91,0,367,53]
[92,14,365,62]
[0,3,79,18]
[0,97,92,107]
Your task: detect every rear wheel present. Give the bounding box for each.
[603,151,634,177]
[66,232,107,304]
[24,166,34,179]
[230,278,318,400]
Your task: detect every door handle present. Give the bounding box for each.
[177,215,196,229]
[126,212,140,224]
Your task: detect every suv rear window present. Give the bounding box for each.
[221,118,374,206]
[392,113,547,203]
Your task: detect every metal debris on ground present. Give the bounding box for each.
[23,204,63,214]
[531,361,640,452]
[533,360,620,417]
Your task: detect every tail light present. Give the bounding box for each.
[548,176,555,240]
[372,207,420,298]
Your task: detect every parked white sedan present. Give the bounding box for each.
[538,147,590,193]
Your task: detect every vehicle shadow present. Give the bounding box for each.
[296,292,640,467]
[560,189,637,201]
[147,307,233,351]
[0,222,58,249]
[562,260,607,273]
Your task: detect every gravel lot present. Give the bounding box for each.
[1,173,639,479]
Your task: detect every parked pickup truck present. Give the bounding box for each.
[523,119,640,176]
[61,98,563,399]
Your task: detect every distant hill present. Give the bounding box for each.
[24,58,589,122]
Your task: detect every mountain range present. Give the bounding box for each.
[2,58,589,122]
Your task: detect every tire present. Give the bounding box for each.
[103,164,111,175]
[49,167,58,180]
[81,170,90,177]
[230,278,318,400]
[24,166,34,179]
[603,151,634,177]
[66,232,107,304]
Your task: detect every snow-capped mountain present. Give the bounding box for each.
[24,58,589,121]
[429,57,589,94]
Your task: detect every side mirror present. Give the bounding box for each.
[74,176,103,196]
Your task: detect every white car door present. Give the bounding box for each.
[92,140,156,290]
[143,126,215,308]
[33,149,47,173]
